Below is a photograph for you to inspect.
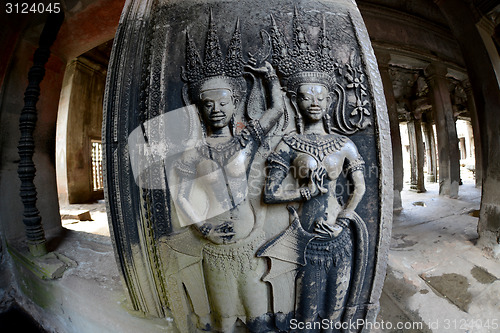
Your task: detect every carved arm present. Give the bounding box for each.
[341,141,366,216]
[176,172,205,224]
[263,143,306,203]
[245,61,284,135]
[174,153,206,225]
[344,169,365,213]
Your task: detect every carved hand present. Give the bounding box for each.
[338,209,356,220]
[212,221,236,239]
[314,219,342,238]
[197,222,213,237]
[307,180,318,197]
[308,166,328,197]
[244,60,276,78]
[198,221,237,244]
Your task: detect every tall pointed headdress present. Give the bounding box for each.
[269,7,338,92]
[182,9,245,99]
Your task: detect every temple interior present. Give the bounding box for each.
[1,0,499,331]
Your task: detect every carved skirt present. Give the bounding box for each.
[295,227,353,325]
[201,231,269,331]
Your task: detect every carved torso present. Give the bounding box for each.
[274,133,361,232]
[176,123,261,244]
[284,134,348,181]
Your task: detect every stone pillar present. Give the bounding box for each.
[423,121,438,182]
[377,52,403,210]
[407,112,426,193]
[17,13,64,256]
[104,1,395,329]
[463,80,482,187]
[465,122,473,160]
[413,111,426,192]
[425,63,460,198]
[406,118,418,188]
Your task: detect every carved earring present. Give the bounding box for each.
[196,110,208,137]
[296,113,304,134]
[323,113,333,134]
[290,94,303,134]
[230,113,236,136]
[200,118,208,137]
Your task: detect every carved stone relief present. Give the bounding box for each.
[450,80,469,118]
[104,1,392,332]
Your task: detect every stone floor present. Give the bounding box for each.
[60,199,109,236]
[56,171,500,332]
[12,221,175,333]
[376,179,500,333]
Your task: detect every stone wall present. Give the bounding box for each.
[56,58,106,204]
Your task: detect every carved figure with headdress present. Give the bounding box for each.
[256,8,369,331]
[166,10,284,332]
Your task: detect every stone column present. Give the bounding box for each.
[17,13,64,256]
[377,52,404,210]
[413,111,426,192]
[407,112,426,193]
[465,122,473,159]
[104,1,395,327]
[463,80,482,187]
[425,63,460,198]
[406,118,418,188]
[423,120,437,182]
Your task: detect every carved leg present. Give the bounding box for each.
[323,254,353,333]
[238,257,270,331]
[202,260,239,332]
[294,264,326,332]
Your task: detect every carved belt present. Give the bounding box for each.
[305,228,353,268]
[202,231,266,275]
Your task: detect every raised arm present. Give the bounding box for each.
[245,61,284,135]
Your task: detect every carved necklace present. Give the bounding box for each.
[196,136,242,166]
[283,134,348,161]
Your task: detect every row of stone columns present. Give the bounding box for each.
[377,54,470,209]
[433,0,500,255]
[376,0,500,254]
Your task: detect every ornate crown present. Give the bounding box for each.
[269,7,338,92]
[181,10,244,89]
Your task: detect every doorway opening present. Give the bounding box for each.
[55,40,113,236]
